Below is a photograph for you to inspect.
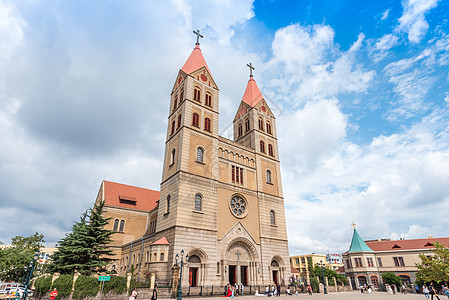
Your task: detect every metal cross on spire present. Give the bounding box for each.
[193,30,203,44]
[351,222,357,229]
[247,63,255,77]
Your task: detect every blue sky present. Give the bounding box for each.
[1,0,449,255]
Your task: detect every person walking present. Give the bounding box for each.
[276,283,281,297]
[50,288,58,300]
[442,286,449,299]
[423,285,430,299]
[307,285,312,296]
[430,283,440,300]
[151,285,157,300]
[129,288,138,300]
[240,283,244,296]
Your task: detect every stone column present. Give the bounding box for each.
[347,277,353,289]
[126,272,132,290]
[172,266,180,296]
[72,271,81,292]
[52,273,60,284]
[150,272,156,289]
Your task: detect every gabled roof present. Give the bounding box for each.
[151,237,169,245]
[241,75,264,107]
[348,229,373,252]
[366,237,449,251]
[103,180,159,212]
[181,43,212,77]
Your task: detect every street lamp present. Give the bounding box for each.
[317,260,327,295]
[22,251,40,300]
[175,250,189,300]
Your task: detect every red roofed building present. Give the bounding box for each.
[342,227,449,291]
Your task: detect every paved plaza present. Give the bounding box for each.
[184,292,429,300]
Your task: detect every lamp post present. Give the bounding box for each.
[175,250,189,300]
[317,260,327,295]
[22,251,40,300]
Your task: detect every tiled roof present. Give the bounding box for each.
[103,180,159,212]
[151,237,169,245]
[241,75,264,107]
[366,237,449,251]
[181,44,212,77]
[348,229,373,252]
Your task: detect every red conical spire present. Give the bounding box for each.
[181,43,212,76]
[241,75,264,107]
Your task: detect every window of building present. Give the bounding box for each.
[268,144,274,156]
[258,118,264,130]
[245,118,250,132]
[398,257,405,266]
[301,257,306,264]
[371,276,379,288]
[146,251,149,262]
[196,147,204,163]
[346,259,351,268]
[260,141,266,153]
[192,113,199,127]
[367,257,374,267]
[160,253,164,261]
[171,120,175,135]
[170,148,176,165]
[194,87,201,102]
[180,89,184,102]
[354,257,363,267]
[153,253,157,261]
[295,258,299,264]
[166,195,170,214]
[267,122,272,134]
[217,262,220,274]
[231,165,244,184]
[229,195,247,217]
[173,96,178,111]
[266,170,272,184]
[205,92,212,107]
[113,219,119,231]
[177,114,182,129]
[194,194,202,211]
[119,220,125,232]
[377,257,383,267]
[270,210,276,225]
[238,123,242,137]
[204,117,211,132]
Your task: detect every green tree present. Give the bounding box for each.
[0,232,45,282]
[416,241,449,284]
[50,201,114,274]
[309,265,348,286]
[381,272,401,286]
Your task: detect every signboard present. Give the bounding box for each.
[98,276,111,282]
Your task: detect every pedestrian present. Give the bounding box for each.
[226,283,232,297]
[442,286,449,299]
[423,285,430,299]
[231,285,235,298]
[225,284,228,296]
[129,288,138,300]
[276,283,281,297]
[235,283,239,296]
[50,288,58,300]
[151,285,157,300]
[265,286,269,295]
[430,283,440,300]
[307,285,312,296]
[240,283,244,296]
[359,284,364,293]
[392,284,396,294]
[402,283,407,294]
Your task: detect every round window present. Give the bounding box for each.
[229,195,248,218]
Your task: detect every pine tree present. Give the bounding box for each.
[50,201,114,274]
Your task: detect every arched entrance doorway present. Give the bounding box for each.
[271,260,279,285]
[188,255,201,287]
[224,238,259,286]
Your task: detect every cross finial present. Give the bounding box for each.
[193,30,203,44]
[247,63,255,77]
[351,222,357,229]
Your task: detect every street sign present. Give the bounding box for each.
[98,276,111,282]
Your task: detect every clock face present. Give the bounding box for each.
[229,195,248,218]
[201,74,208,82]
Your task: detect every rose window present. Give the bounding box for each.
[230,195,247,217]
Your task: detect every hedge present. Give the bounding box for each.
[34,275,52,297]
[52,274,74,299]
[102,276,127,295]
[72,275,100,299]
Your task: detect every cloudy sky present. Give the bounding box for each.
[1,0,449,255]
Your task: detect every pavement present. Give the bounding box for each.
[183,291,428,300]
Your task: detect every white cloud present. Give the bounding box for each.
[381,9,390,20]
[397,0,440,44]
[0,1,24,59]
[369,34,399,62]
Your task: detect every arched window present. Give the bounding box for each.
[188,255,201,263]
[192,113,199,127]
[266,122,272,134]
[268,144,274,156]
[204,117,211,132]
[180,89,184,102]
[119,220,125,232]
[160,253,164,261]
[113,219,119,231]
[245,119,250,132]
[270,210,275,225]
[173,96,178,111]
[238,123,243,137]
[258,118,264,130]
[170,148,176,165]
[196,147,204,163]
[153,253,157,261]
[205,92,212,107]
[177,114,182,129]
[195,194,202,211]
[266,170,272,184]
[171,120,175,135]
[260,141,265,153]
[194,87,201,102]
[370,275,379,288]
[166,195,170,214]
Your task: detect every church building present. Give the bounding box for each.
[95,34,291,288]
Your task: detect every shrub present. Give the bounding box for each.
[103,276,127,295]
[52,274,73,299]
[34,275,52,298]
[310,277,319,293]
[72,275,100,299]
[129,278,151,292]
